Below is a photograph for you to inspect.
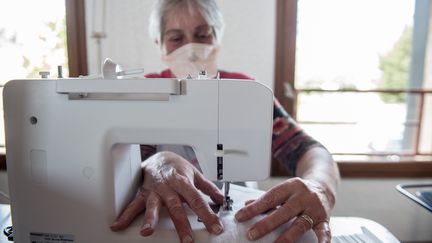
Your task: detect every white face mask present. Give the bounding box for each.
[161,43,219,78]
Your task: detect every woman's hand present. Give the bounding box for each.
[110,151,225,243]
[235,177,334,243]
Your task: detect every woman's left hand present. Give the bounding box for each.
[234,177,334,243]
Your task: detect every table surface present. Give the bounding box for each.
[0,204,400,243]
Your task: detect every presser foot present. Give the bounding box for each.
[222,196,233,211]
[222,181,233,211]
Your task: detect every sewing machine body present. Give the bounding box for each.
[3,78,273,242]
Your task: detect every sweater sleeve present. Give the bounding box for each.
[140,145,157,162]
[271,99,324,175]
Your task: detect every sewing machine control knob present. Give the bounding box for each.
[39,71,50,79]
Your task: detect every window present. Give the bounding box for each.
[0,0,68,151]
[274,0,432,177]
[0,0,87,169]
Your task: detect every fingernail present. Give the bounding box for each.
[140,223,153,236]
[142,223,151,230]
[212,224,224,234]
[110,221,119,230]
[248,228,259,240]
[235,211,244,221]
[182,235,193,243]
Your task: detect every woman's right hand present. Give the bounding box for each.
[110,151,225,243]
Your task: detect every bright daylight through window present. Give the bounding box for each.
[0,0,68,152]
[295,0,432,162]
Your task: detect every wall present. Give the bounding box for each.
[84,0,276,89]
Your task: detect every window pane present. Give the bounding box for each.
[297,91,410,153]
[295,0,432,160]
[296,0,414,89]
[0,0,68,149]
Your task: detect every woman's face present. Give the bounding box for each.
[162,8,214,54]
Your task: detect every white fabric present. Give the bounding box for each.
[128,185,318,242]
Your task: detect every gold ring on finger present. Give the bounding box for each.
[299,214,314,228]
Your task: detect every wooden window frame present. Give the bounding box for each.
[273,0,432,178]
[65,0,88,77]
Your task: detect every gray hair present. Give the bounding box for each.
[148,0,225,44]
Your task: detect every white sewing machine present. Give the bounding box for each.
[3,74,279,242]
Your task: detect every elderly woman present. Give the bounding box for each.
[110,0,340,242]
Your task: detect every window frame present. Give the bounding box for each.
[65,0,88,77]
[273,0,432,178]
